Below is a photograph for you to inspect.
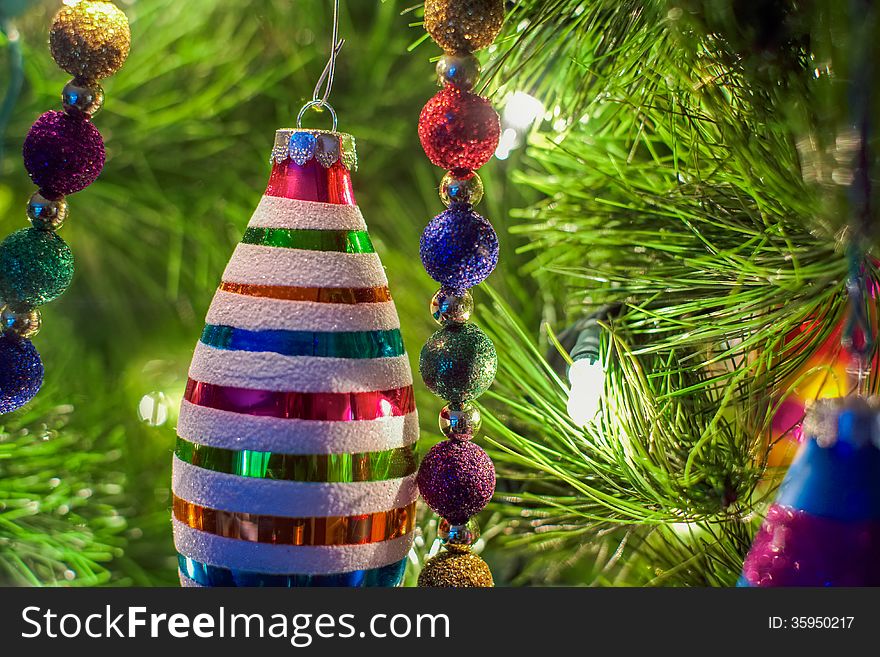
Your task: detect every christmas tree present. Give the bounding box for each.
[0,0,875,586]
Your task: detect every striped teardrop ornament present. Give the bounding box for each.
[174,129,418,587]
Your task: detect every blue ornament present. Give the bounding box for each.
[0,333,43,414]
[288,131,317,166]
[419,205,498,293]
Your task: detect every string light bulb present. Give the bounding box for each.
[567,357,604,425]
[565,314,606,425]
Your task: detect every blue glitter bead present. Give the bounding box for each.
[419,205,498,293]
[288,131,317,166]
[0,334,43,414]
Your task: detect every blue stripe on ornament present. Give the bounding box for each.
[178,554,407,587]
[200,324,405,359]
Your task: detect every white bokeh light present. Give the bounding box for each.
[138,391,170,427]
[502,91,545,129]
[495,91,544,159]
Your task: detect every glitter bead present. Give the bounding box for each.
[438,517,480,553]
[420,323,497,402]
[431,287,473,324]
[440,170,483,207]
[0,228,75,306]
[288,131,317,166]
[62,78,105,117]
[27,191,68,231]
[436,52,481,90]
[420,205,498,292]
[0,334,43,414]
[50,1,131,81]
[418,86,500,171]
[23,111,105,196]
[315,133,341,168]
[1,306,41,339]
[424,0,504,54]
[418,550,493,587]
[439,402,481,440]
[417,439,495,524]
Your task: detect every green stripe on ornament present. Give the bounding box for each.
[175,437,417,483]
[241,227,374,253]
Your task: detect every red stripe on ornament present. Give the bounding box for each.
[265,159,355,205]
[183,378,416,421]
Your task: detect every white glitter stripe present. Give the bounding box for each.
[187,342,413,393]
[172,456,418,517]
[205,290,401,332]
[173,518,413,575]
[247,196,367,230]
[222,243,387,288]
[177,401,419,454]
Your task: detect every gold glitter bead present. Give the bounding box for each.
[50,1,131,81]
[418,551,494,587]
[424,0,504,53]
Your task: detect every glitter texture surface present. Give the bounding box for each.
[288,131,317,166]
[418,86,500,170]
[416,439,495,524]
[0,334,43,414]
[420,323,497,402]
[0,228,75,307]
[740,503,880,586]
[417,550,494,587]
[420,205,498,292]
[424,0,504,53]
[49,1,131,80]
[23,111,105,195]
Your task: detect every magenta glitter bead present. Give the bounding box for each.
[23,111,105,195]
[417,439,495,524]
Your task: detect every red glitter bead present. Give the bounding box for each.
[418,86,500,171]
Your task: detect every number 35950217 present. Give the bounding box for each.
[769,616,854,629]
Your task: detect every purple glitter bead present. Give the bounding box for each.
[420,205,498,293]
[417,439,495,524]
[23,111,105,196]
[0,334,43,414]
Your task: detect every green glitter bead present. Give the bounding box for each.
[0,228,74,306]
[419,322,497,402]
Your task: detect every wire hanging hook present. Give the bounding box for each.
[297,0,343,129]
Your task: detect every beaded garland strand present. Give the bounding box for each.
[415,0,505,588]
[0,1,129,413]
